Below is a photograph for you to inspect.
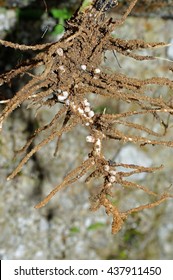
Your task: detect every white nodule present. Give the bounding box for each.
[83,99,90,107]
[81,64,87,71]
[86,135,95,143]
[108,175,116,183]
[84,106,90,113]
[58,91,69,102]
[94,68,101,74]
[77,107,84,114]
[58,95,66,101]
[88,110,95,118]
[104,165,110,172]
[62,91,69,99]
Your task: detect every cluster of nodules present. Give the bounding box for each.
[75,98,95,120]
[80,65,101,81]
[70,98,95,126]
[86,135,102,155]
[104,164,117,184]
[56,89,95,125]
[81,64,101,75]
[57,89,69,102]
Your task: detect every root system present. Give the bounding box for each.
[0,0,173,233]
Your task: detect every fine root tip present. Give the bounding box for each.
[34,202,45,209]
[7,173,14,180]
[7,172,16,180]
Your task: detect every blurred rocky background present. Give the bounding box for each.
[0,0,173,259]
[1,0,173,17]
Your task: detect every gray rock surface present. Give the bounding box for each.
[115,144,152,181]
[3,1,173,18]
